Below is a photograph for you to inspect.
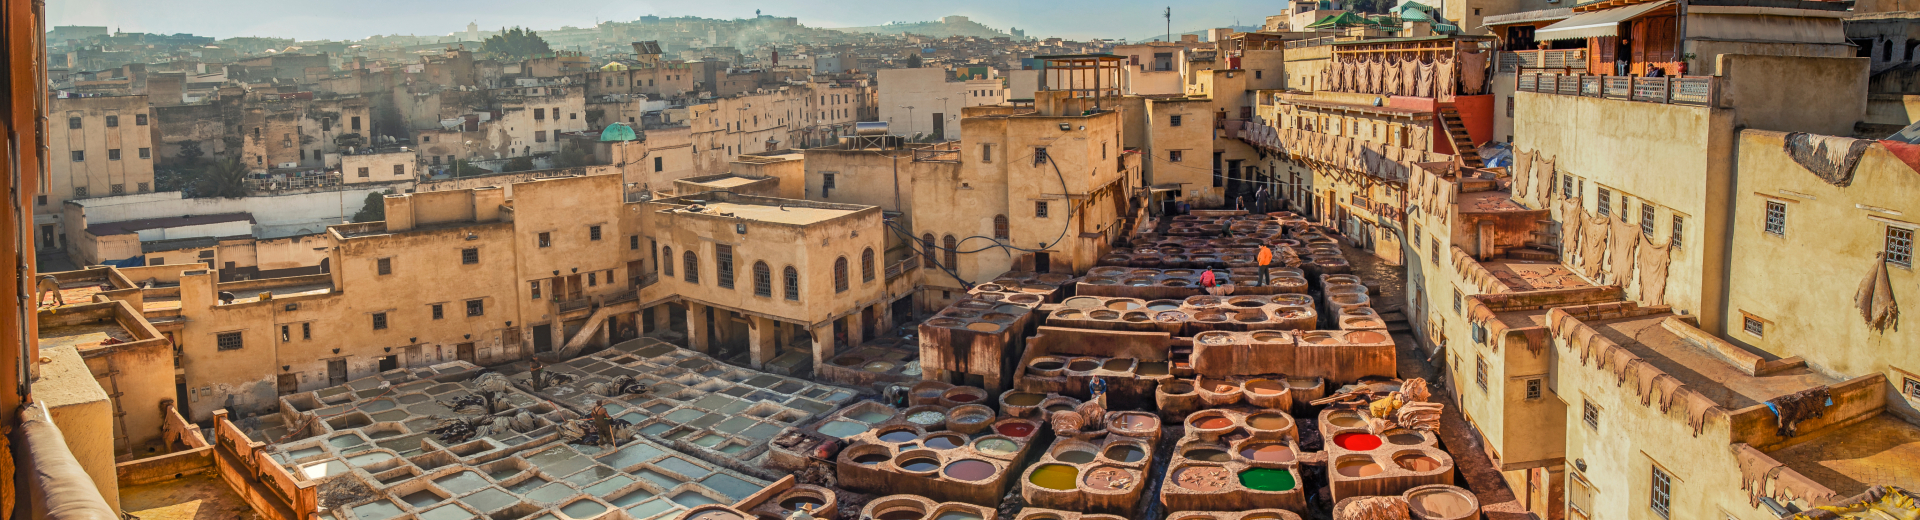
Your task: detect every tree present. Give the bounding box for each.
[450,159,492,177]
[480,27,552,60]
[502,156,535,173]
[907,54,923,69]
[176,139,204,163]
[194,157,251,199]
[352,190,392,223]
[585,108,606,126]
[555,145,593,168]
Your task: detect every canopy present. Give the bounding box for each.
[1534,0,1672,41]
[599,123,637,142]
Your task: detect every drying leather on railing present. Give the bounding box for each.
[1783,132,1873,187]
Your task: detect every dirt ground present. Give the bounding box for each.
[120,472,261,520]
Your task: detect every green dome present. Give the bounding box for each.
[599,123,637,142]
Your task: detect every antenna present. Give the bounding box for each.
[1165,7,1172,42]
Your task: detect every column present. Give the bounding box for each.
[650,304,673,333]
[810,322,834,369]
[748,316,777,370]
[685,303,711,354]
[845,311,865,348]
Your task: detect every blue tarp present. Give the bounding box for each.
[102,256,146,268]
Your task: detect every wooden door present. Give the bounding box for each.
[277,374,299,395]
[456,343,476,364]
[327,359,348,385]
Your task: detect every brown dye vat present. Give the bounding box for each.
[1085,278,1118,285]
[1155,311,1188,322]
[1299,332,1338,345]
[1164,279,1192,286]
[1107,300,1144,310]
[1067,360,1100,372]
[1346,331,1388,343]
[1336,458,1384,477]
[853,453,889,465]
[1227,297,1265,308]
[1184,448,1230,462]
[1122,312,1151,322]
[780,497,826,511]
[1030,359,1065,371]
[1240,444,1296,463]
[982,313,1018,323]
[1062,297,1102,309]
[877,508,926,520]
[1173,466,1233,491]
[943,459,997,482]
[974,284,1005,292]
[687,511,746,520]
[1005,393,1044,406]
[964,322,1002,332]
[1274,307,1313,320]
[1163,381,1195,395]
[1103,444,1148,463]
[1386,431,1426,445]
[927,319,962,328]
[1137,362,1169,376]
[1251,331,1290,342]
[1232,310,1266,322]
[942,310,983,319]
[1088,310,1120,320]
[1196,332,1234,345]
[1327,412,1366,429]
[1395,453,1443,472]
[1101,358,1135,372]
[1052,309,1083,320]
[1247,413,1292,431]
[1208,381,1239,393]
[924,434,966,450]
[1123,277,1154,286]
[1083,465,1136,491]
[1111,413,1158,432]
[1408,487,1479,519]
[1007,294,1043,304]
[1187,296,1223,307]
[832,356,866,366]
[1245,381,1286,396]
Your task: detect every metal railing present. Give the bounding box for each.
[245,172,343,191]
[1499,49,1587,73]
[1516,72,1716,106]
[1286,37,1334,49]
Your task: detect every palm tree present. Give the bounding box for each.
[195,157,251,199]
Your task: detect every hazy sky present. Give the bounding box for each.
[48,0,1282,42]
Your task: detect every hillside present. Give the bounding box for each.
[1129,25,1265,43]
[830,16,1024,39]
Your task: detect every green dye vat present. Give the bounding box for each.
[670,491,718,507]
[934,511,985,520]
[817,420,869,438]
[559,500,609,519]
[344,452,393,466]
[850,410,893,423]
[608,488,656,507]
[526,482,579,504]
[433,471,488,494]
[692,434,726,448]
[626,498,678,520]
[460,488,516,512]
[416,504,476,520]
[975,438,1018,454]
[349,500,405,520]
[1239,467,1297,492]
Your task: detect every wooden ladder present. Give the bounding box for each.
[1438,107,1483,168]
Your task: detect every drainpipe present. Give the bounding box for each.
[16,401,119,520]
[1677,0,1689,73]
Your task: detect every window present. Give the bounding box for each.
[682,251,699,283]
[535,132,547,143]
[1036,201,1050,218]
[461,248,479,265]
[784,266,800,300]
[1887,226,1913,267]
[663,247,674,276]
[377,258,392,275]
[982,143,993,163]
[1563,175,1574,200]
[1583,399,1600,430]
[991,215,1012,240]
[74,186,87,197]
[1904,375,1920,400]
[1430,238,1440,264]
[587,272,597,286]
[1641,203,1656,237]
[753,262,772,296]
[1412,224,1423,246]
[432,304,444,320]
[1596,188,1612,217]
[530,280,542,299]
[67,117,81,129]
[352,116,361,130]
[36,195,45,205]
[1475,355,1488,391]
[943,235,958,267]
[70,150,84,162]
[217,332,244,351]
[589,225,603,241]
[1569,476,1595,518]
[466,299,484,317]
[138,147,150,159]
[1744,315,1765,338]
[716,244,735,289]
[1765,201,1787,236]
[922,234,937,267]
[654,157,663,172]
[1507,96,1515,117]
[137,182,149,193]
[1651,466,1673,518]
[110,184,123,194]
[823,173,836,191]
[1671,215,1685,249]
[358,167,370,178]
[535,108,546,120]
[104,148,120,161]
[1171,114,1183,127]
[394,164,405,176]
[1453,289,1463,313]
[136,114,148,125]
[1034,147,1049,166]
[1169,150,1184,162]
[373,312,389,330]
[281,325,292,342]
[630,235,640,250]
[1526,378,1543,399]
[302,323,310,340]
[538,232,551,247]
[834,257,850,292]
[862,248,876,282]
[105,115,119,127]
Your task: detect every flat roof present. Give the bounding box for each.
[691,176,765,189]
[87,212,254,236]
[1766,414,1920,496]
[38,321,134,351]
[1482,259,1591,291]
[1457,190,1532,213]
[221,281,333,303]
[668,201,859,225]
[1285,97,1431,117]
[1585,313,1837,410]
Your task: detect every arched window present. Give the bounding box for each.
[943,235,958,268]
[922,234,936,267]
[682,251,699,283]
[783,266,800,301]
[861,248,876,282]
[752,261,772,297]
[662,247,674,276]
[993,215,1009,239]
[833,257,850,293]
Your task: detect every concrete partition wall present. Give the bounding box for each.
[1715,55,1868,136]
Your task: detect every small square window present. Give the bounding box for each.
[1744,316,1765,338]
[1035,147,1050,166]
[138,147,150,159]
[530,280,542,300]
[461,248,478,265]
[105,115,119,127]
[67,117,81,129]
[217,332,243,351]
[135,114,148,125]
[1526,378,1543,399]
[372,312,389,330]
[1583,399,1600,430]
[1169,150,1184,162]
[589,225,602,241]
[1651,466,1673,518]
[466,299,485,316]
[1171,115,1183,127]
[538,232,551,247]
[1904,376,1920,400]
[71,150,84,162]
[432,304,444,320]
[1886,226,1913,267]
[107,149,121,161]
[137,182,149,193]
[109,184,124,194]
[394,164,405,176]
[1764,201,1787,236]
[1036,201,1049,218]
[358,167,370,178]
[376,258,392,275]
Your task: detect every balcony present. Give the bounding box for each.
[1516,72,1717,106]
[1498,49,1587,74]
[885,256,920,281]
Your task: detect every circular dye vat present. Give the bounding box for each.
[1240,468,1297,491]
[832,356,866,367]
[1334,432,1383,451]
[1004,392,1044,406]
[1387,431,1426,445]
[1146,301,1181,311]
[1326,413,1366,429]
[1066,360,1099,372]
[1337,458,1385,478]
[943,459,996,482]
[1247,413,1291,431]
[878,430,918,443]
[1112,414,1158,431]
[975,438,1018,454]
[1184,449,1230,462]
[853,453,888,465]
[818,420,870,438]
[898,458,940,472]
[863,361,897,373]
[1056,450,1096,464]
[878,509,925,520]
[1239,444,1296,463]
[1191,416,1234,430]
[1244,380,1287,396]
[924,435,964,450]
[933,510,985,520]
[946,393,981,403]
[1409,487,1479,519]
[1029,464,1080,491]
[1104,445,1147,463]
[1043,404,1074,413]
[1107,300,1143,310]
[1083,466,1135,491]
[995,422,1036,438]
[1395,453,1443,472]
[964,323,1001,332]
[1347,331,1387,343]
[780,497,825,511]
[1101,359,1133,371]
[1172,466,1232,491]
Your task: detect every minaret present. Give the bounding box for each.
[466,21,479,42]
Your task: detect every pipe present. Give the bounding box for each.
[17,401,119,520]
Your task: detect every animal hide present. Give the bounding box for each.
[1402,58,1421,98]
[1856,253,1900,332]
[1341,496,1412,520]
[1384,56,1403,96]
[1437,54,1456,99]
[1580,214,1609,278]
[1608,215,1639,286]
[1460,50,1489,95]
[1684,389,1722,435]
[1767,386,1829,438]
[1534,154,1556,207]
[1783,132,1872,187]
[1417,60,1436,98]
[1637,236,1672,305]
[1512,150,1535,198]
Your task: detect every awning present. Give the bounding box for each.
[1534,0,1671,41]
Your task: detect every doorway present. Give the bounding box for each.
[932,113,945,140]
[378,355,398,371]
[532,324,553,353]
[1034,252,1051,273]
[456,343,475,364]
[277,373,298,396]
[327,359,348,386]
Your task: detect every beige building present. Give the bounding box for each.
[877,67,1007,141]
[40,94,155,251]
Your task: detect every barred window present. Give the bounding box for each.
[943,235,958,267]
[1764,201,1787,236]
[432,304,444,320]
[716,244,735,289]
[861,248,876,282]
[466,299,484,316]
[373,312,388,330]
[682,251,699,283]
[753,262,772,297]
[377,258,392,275]
[1475,355,1488,391]
[1641,203,1656,237]
[1597,188,1612,217]
[1526,378,1542,399]
[1886,226,1913,267]
[993,215,1009,239]
[922,234,937,267]
[1671,215,1685,249]
[217,332,244,351]
[834,257,850,293]
[1744,316,1765,338]
[1651,466,1673,518]
[1583,399,1600,430]
[663,247,674,276]
[589,225,602,241]
[461,248,478,265]
[784,266,800,301]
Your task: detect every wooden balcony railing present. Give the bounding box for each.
[1499,49,1588,73]
[555,297,591,314]
[1516,72,1716,107]
[885,256,920,281]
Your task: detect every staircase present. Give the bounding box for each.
[1380,308,1413,334]
[555,304,616,358]
[1438,107,1483,168]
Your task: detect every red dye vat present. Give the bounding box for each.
[1333,432,1382,451]
[1191,416,1234,430]
[948,393,981,403]
[995,422,1036,437]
